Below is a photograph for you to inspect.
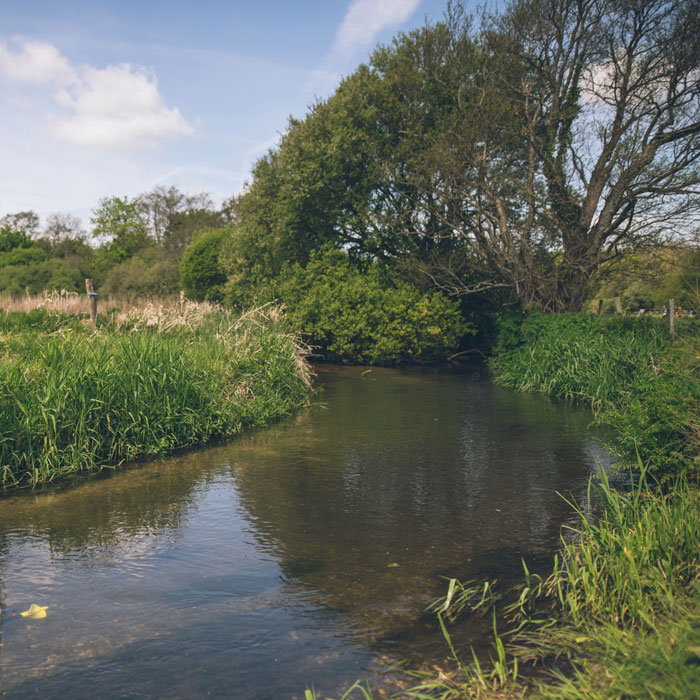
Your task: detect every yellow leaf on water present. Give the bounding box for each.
[387,563,400,568]
[20,604,48,619]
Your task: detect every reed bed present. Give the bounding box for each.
[0,301,311,487]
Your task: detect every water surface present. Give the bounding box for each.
[0,365,607,698]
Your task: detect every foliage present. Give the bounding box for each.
[220,22,491,303]
[273,248,472,365]
[102,255,181,300]
[90,195,152,267]
[0,210,40,237]
[589,247,700,312]
[0,304,310,487]
[0,258,83,296]
[490,311,700,477]
[0,226,34,252]
[225,0,700,313]
[179,228,229,302]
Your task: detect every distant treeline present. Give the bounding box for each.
[3,0,699,363]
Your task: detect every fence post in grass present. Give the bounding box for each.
[614,296,623,315]
[669,298,676,338]
[85,278,98,326]
[597,299,604,315]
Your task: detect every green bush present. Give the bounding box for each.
[0,257,83,295]
[179,228,229,302]
[276,248,472,364]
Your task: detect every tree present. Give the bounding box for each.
[180,229,229,302]
[91,196,151,265]
[423,0,700,310]
[0,226,33,252]
[0,211,40,238]
[222,28,479,293]
[136,186,216,244]
[43,213,85,246]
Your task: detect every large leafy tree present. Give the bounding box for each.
[91,196,151,265]
[225,0,700,312]
[222,23,482,300]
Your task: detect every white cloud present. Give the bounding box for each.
[332,0,421,59]
[0,37,75,85]
[0,37,193,150]
[52,64,193,149]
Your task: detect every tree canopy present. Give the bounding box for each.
[226,0,700,312]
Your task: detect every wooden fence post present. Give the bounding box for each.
[614,296,623,315]
[669,298,676,338]
[597,299,604,315]
[85,278,98,326]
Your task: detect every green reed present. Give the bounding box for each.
[0,305,311,487]
[489,312,700,477]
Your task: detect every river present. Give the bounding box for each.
[0,364,608,699]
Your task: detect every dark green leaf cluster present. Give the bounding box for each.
[274,248,473,365]
[179,228,229,302]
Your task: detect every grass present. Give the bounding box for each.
[0,299,311,487]
[489,311,700,478]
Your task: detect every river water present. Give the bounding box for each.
[0,364,607,699]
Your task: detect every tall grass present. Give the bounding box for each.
[489,311,700,477]
[0,302,311,487]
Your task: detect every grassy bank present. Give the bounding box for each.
[405,313,700,699]
[489,312,700,478]
[0,300,311,488]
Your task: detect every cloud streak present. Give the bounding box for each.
[0,37,193,150]
[332,0,421,60]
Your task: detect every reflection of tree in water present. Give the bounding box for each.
[229,366,604,647]
[0,451,214,558]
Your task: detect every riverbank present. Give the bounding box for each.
[0,301,311,488]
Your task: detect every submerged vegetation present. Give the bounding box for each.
[0,300,311,488]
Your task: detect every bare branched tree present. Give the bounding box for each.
[429,0,700,310]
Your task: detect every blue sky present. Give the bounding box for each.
[0,0,453,227]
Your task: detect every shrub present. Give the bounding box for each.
[0,257,83,296]
[102,256,180,300]
[276,248,472,364]
[179,228,229,302]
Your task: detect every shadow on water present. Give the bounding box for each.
[0,364,608,699]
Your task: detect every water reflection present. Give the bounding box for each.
[0,365,606,699]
